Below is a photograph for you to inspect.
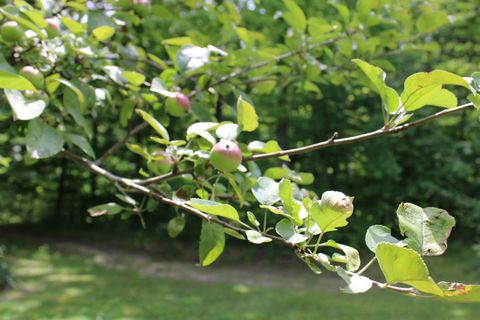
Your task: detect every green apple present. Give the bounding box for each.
[44,18,60,38]
[165,92,191,117]
[210,140,242,172]
[1,21,23,43]
[148,151,174,175]
[19,66,44,90]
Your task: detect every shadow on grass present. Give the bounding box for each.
[0,242,478,320]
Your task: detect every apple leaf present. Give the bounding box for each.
[199,221,225,266]
[397,203,455,256]
[187,198,240,222]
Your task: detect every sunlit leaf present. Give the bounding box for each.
[237,96,258,132]
[136,109,170,141]
[397,203,455,256]
[187,198,240,222]
[376,243,443,296]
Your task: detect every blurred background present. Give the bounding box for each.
[1,0,480,319]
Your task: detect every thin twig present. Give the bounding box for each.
[89,55,165,71]
[211,33,352,88]
[133,169,192,185]
[245,102,474,161]
[357,257,377,276]
[96,122,148,164]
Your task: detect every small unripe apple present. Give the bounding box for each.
[44,18,60,38]
[165,92,191,117]
[19,66,44,90]
[1,21,23,43]
[320,191,354,215]
[175,92,191,109]
[133,0,151,17]
[148,151,174,175]
[210,140,242,172]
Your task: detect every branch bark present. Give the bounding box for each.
[61,148,421,295]
[245,103,475,161]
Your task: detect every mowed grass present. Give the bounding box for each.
[0,242,479,320]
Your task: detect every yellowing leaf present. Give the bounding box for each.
[135,109,170,141]
[237,96,258,132]
[92,25,115,41]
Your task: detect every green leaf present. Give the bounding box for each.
[63,133,95,159]
[126,143,150,159]
[279,179,301,218]
[264,167,289,180]
[248,140,290,161]
[260,205,303,225]
[61,16,86,36]
[199,221,225,266]
[187,198,240,222]
[150,77,175,97]
[54,78,85,108]
[323,240,360,272]
[311,196,353,233]
[237,96,258,132]
[136,109,170,141]
[352,59,399,113]
[365,225,400,253]
[162,37,193,46]
[65,105,92,139]
[251,177,280,206]
[471,72,480,91]
[123,71,145,86]
[275,218,308,244]
[215,123,240,141]
[0,72,36,91]
[4,89,46,120]
[401,70,472,101]
[26,120,64,159]
[416,11,449,33]
[186,122,219,145]
[223,172,244,207]
[282,0,307,32]
[376,243,443,296]
[167,215,185,238]
[87,202,123,217]
[246,211,260,227]
[175,45,213,71]
[396,203,456,256]
[104,66,126,85]
[223,228,245,240]
[403,85,457,111]
[92,25,115,41]
[245,230,272,244]
[336,267,372,294]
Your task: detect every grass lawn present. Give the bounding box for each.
[0,241,479,320]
